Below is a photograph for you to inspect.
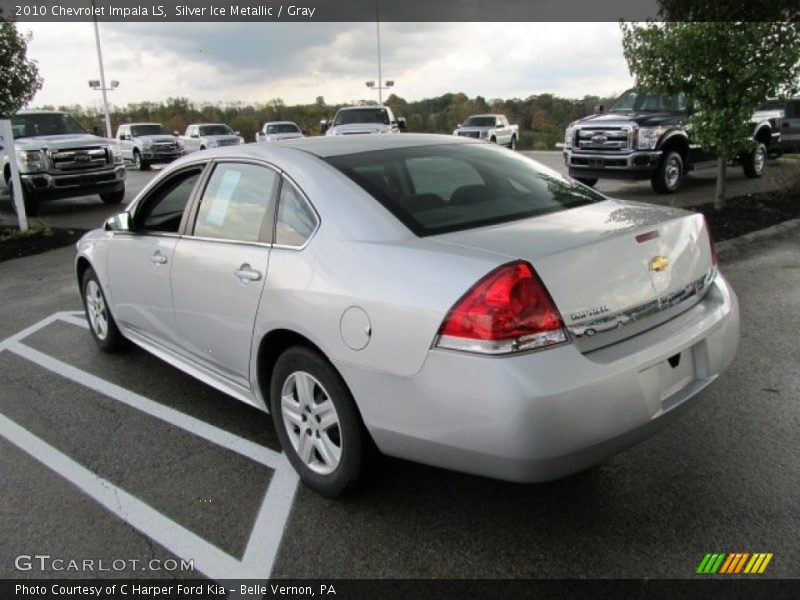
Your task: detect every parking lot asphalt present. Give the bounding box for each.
[0,154,798,581]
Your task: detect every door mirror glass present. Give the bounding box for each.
[104,212,132,232]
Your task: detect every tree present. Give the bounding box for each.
[621,21,800,208]
[0,19,43,117]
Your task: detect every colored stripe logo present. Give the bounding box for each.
[696,552,773,574]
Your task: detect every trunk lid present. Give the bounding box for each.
[430,199,716,351]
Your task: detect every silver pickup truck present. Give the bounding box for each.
[2,111,126,216]
[454,114,519,149]
[180,123,243,152]
[322,106,406,136]
[115,123,185,171]
[255,121,304,142]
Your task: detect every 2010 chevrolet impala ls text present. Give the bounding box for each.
[75,134,740,497]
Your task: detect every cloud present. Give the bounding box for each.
[20,22,635,108]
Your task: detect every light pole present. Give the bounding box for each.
[91,0,114,138]
[88,79,119,138]
[365,80,394,105]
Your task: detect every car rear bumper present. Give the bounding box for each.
[338,274,739,483]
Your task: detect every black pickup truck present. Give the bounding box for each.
[562,88,782,193]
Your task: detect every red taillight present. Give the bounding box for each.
[703,216,719,267]
[436,261,568,354]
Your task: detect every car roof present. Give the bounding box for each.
[126,123,164,127]
[272,133,477,157]
[194,123,229,127]
[466,114,503,118]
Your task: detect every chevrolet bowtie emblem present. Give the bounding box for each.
[649,255,669,272]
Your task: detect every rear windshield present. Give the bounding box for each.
[326,143,604,236]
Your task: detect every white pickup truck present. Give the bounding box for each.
[255,121,304,142]
[322,106,406,136]
[115,123,184,171]
[454,114,519,149]
[180,123,243,152]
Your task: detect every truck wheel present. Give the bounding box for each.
[651,151,683,194]
[742,142,766,178]
[490,136,497,144]
[133,150,149,171]
[100,189,125,204]
[200,145,206,151]
[509,136,517,150]
[8,180,40,217]
[575,177,598,188]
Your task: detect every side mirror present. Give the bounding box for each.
[397,117,407,130]
[104,212,132,232]
[121,134,130,141]
[456,123,461,129]
[235,130,241,136]
[593,104,605,113]
[173,130,180,137]
[319,119,329,131]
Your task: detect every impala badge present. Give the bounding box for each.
[649,255,669,272]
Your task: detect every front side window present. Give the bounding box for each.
[137,169,203,233]
[275,179,317,247]
[194,163,279,242]
[326,143,603,237]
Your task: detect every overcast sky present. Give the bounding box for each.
[22,22,635,109]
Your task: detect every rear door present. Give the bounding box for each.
[170,160,279,389]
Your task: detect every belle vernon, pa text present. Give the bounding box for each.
[15,583,338,596]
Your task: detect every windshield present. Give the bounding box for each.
[199,124,234,136]
[326,143,604,237]
[334,108,390,126]
[266,123,300,134]
[609,89,687,113]
[10,113,86,138]
[131,124,171,136]
[462,116,497,127]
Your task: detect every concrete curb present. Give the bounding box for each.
[717,218,800,261]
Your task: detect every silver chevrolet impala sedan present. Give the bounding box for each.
[75,134,740,496]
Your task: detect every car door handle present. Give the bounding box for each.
[234,264,262,283]
[151,251,167,265]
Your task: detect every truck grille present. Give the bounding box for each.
[49,146,110,172]
[153,141,178,152]
[575,127,633,151]
[457,131,481,139]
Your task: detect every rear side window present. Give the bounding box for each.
[275,179,318,247]
[326,143,603,236]
[193,163,279,242]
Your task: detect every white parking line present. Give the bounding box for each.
[0,312,299,581]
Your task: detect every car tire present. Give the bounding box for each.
[575,177,598,188]
[134,150,149,171]
[200,145,206,151]
[100,189,125,204]
[81,267,127,352]
[490,136,497,144]
[742,142,767,179]
[509,136,517,150]
[651,151,683,194]
[585,328,597,337]
[270,346,370,497]
[8,180,40,216]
